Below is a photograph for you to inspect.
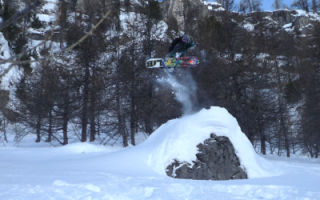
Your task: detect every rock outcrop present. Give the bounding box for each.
[166,133,247,180]
[159,0,316,33]
[159,0,204,30]
[271,10,295,26]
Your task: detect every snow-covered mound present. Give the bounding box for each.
[140,106,280,178]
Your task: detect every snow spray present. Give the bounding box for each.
[158,70,198,116]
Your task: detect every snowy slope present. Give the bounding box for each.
[1,106,320,199]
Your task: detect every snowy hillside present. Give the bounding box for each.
[1,107,320,199]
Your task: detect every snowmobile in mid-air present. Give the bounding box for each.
[146,35,199,69]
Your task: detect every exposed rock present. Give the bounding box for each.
[271,10,295,26]
[159,0,204,30]
[166,134,247,180]
[293,16,310,29]
[135,0,317,33]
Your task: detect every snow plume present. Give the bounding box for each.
[158,70,198,116]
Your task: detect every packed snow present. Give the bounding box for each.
[1,107,320,199]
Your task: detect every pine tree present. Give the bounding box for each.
[30,13,43,29]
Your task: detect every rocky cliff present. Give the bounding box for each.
[158,0,318,33]
[159,0,206,30]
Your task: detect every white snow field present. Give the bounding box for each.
[1,107,320,200]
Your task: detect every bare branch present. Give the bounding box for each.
[0,5,62,79]
[0,10,111,79]
[63,10,111,52]
[0,0,43,31]
[8,4,62,63]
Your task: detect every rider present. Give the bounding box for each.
[168,35,195,58]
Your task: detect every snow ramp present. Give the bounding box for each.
[138,106,281,178]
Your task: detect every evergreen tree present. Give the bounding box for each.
[30,13,43,29]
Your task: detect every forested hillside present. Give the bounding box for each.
[0,0,319,158]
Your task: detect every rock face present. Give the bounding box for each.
[271,10,295,26]
[159,0,204,30]
[166,134,247,180]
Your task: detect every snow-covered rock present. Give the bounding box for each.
[143,106,278,178]
[166,134,248,180]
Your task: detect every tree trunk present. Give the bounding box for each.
[46,110,53,142]
[306,145,314,158]
[81,64,90,142]
[275,58,290,157]
[62,99,69,145]
[130,80,136,146]
[130,110,136,145]
[3,119,8,143]
[261,130,266,155]
[116,83,128,147]
[118,101,128,147]
[35,114,41,143]
[89,92,96,142]
[280,112,290,157]
[145,71,154,135]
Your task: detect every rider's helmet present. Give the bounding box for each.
[182,35,191,43]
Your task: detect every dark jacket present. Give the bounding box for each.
[168,36,195,57]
